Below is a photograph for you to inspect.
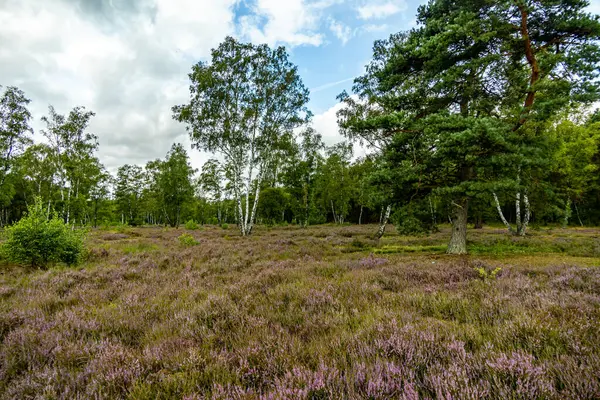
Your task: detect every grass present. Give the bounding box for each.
[0,224,599,399]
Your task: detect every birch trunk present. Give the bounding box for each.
[331,200,338,224]
[246,170,262,235]
[358,205,363,225]
[519,193,530,236]
[244,162,254,235]
[447,199,469,254]
[493,192,513,234]
[375,204,391,239]
[562,198,571,229]
[515,192,523,234]
[574,202,584,227]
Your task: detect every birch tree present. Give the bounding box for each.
[173,37,310,236]
[0,86,32,210]
[281,127,324,227]
[41,106,98,225]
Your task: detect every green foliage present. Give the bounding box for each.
[178,233,198,247]
[258,187,289,225]
[173,36,311,236]
[184,220,199,230]
[0,85,33,208]
[154,144,196,227]
[338,0,600,250]
[474,265,502,282]
[221,223,229,230]
[1,197,85,268]
[394,200,439,236]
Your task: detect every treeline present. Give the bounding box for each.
[2,0,600,255]
[1,81,599,233]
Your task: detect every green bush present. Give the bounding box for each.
[178,233,198,247]
[221,223,229,230]
[1,198,85,268]
[185,220,199,230]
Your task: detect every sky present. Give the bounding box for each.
[1,0,600,173]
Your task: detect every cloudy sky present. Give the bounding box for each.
[1,0,599,172]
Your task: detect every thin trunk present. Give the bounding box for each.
[244,163,253,233]
[474,214,483,229]
[234,177,245,235]
[331,200,338,224]
[562,198,572,229]
[493,192,513,234]
[429,196,437,229]
[447,199,469,254]
[515,192,522,234]
[375,204,391,239]
[520,193,530,236]
[574,201,584,227]
[358,205,363,225]
[246,170,262,235]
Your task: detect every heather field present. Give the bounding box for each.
[1,224,600,399]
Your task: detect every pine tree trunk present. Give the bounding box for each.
[447,198,468,254]
[375,204,391,239]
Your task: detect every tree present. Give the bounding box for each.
[173,36,311,236]
[548,117,599,227]
[41,106,99,225]
[114,164,144,225]
[156,143,196,227]
[258,187,289,225]
[314,143,354,224]
[0,86,32,209]
[199,159,225,224]
[281,127,324,227]
[339,0,600,253]
[1,197,85,268]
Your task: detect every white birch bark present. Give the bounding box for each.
[331,200,338,224]
[493,192,513,233]
[375,204,392,239]
[246,166,262,235]
[520,193,530,236]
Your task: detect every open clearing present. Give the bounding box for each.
[1,225,599,399]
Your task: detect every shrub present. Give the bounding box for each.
[185,220,199,230]
[1,198,85,268]
[178,233,198,247]
[221,223,229,230]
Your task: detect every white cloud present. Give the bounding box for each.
[239,0,332,47]
[357,1,405,20]
[362,23,390,32]
[312,101,368,158]
[0,0,236,173]
[0,0,374,174]
[328,18,353,45]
